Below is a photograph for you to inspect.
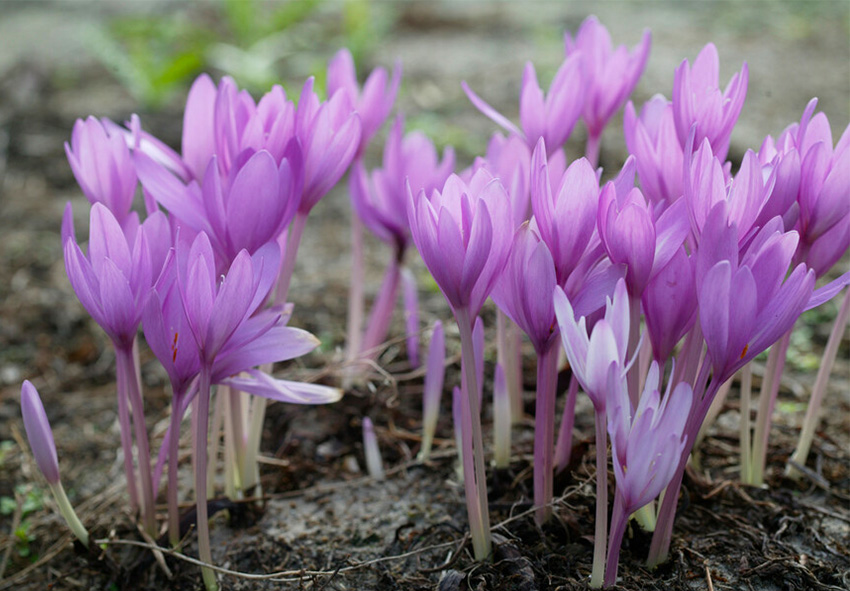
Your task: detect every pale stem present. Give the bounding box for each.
[590,408,608,588]
[749,330,791,486]
[275,211,309,307]
[604,492,628,587]
[739,365,753,483]
[401,267,421,368]
[455,307,492,561]
[633,502,656,532]
[694,374,733,452]
[359,257,402,357]
[345,213,366,371]
[227,386,247,496]
[195,364,218,591]
[243,394,268,493]
[111,342,139,513]
[496,311,524,423]
[533,342,560,524]
[554,374,579,474]
[787,288,850,477]
[167,391,185,546]
[585,130,602,169]
[49,481,89,547]
[626,294,642,409]
[206,388,225,497]
[116,343,156,535]
[492,363,512,469]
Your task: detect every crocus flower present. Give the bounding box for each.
[65,117,138,227]
[697,204,815,384]
[182,75,296,179]
[350,115,454,256]
[641,246,697,364]
[482,133,533,228]
[463,53,584,156]
[327,48,401,157]
[295,77,362,213]
[136,145,303,267]
[530,139,601,285]
[408,169,512,560]
[21,381,90,547]
[672,42,748,162]
[565,16,651,165]
[623,96,684,209]
[604,363,692,586]
[408,169,512,316]
[684,137,773,247]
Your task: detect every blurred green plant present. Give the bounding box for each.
[0,484,46,560]
[91,0,396,109]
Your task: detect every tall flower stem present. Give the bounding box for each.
[167,390,187,546]
[112,343,139,513]
[401,267,421,367]
[496,311,524,423]
[739,365,753,482]
[585,130,602,169]
[626,294,642,409]
[533,341,560,524]
[345,213,366,375]
[455,307,492,561]
[554,375,579,474]
[787,288,850,477]
[227,386,247,496]
[49,481,89,547]
[360,256,402,357]
[195,365,218,591]
[748,330,791,486]
[590,408,608,588]
[116,342,156,535]
[275,211,309,307]
[243,394,267,493]
[604,492,628,587]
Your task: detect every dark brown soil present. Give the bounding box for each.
[0,2,848,591]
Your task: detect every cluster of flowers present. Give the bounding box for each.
[20,15,849,590]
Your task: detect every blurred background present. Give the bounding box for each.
[0,2,847,588]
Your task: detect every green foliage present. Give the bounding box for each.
[93,0,396,109]
[0,485,45,561]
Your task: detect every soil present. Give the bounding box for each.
[0,2,848,591]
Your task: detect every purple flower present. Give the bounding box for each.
[530,139,599,285]
[63,202,170,348]
[327,48,401,157]
[182,75,296,180]
[608,362,692,514]
[175,232,279,361]
[408,169,512,315]
[463,54,584,155]
[483,133,532,228]
[641,246,697,364]
[492,223,558,353]
[685,137,772,246]
[65,117,138,225]
[20,380,59,485]
[672,43,748,161]
[623,96,684,208]
[565,16,651,140]
[697,204,815,382]
[350,115,454,254]
[554,278,630,411]
[136,145,303,266]
[295,77,362,213]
